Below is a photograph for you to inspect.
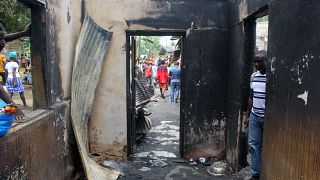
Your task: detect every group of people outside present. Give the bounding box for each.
[0,25,31,120]
[0,52,32,85]
[141,57,181,104]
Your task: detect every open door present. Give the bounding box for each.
[127,35,137,155]
[182,29,227,159]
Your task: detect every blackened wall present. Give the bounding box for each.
[262,1,320,179]
[227,0,268,170]
[0,102,80,179]
[126,0,230,158]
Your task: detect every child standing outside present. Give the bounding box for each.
[144,62,152,87]
[5,52,27,106]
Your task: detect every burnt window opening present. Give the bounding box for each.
[239,8,269,168]
[0,0,47,121]
[255,16,269,52]
[126,32,185,157]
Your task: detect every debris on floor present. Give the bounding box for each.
[119,90,237,179]
[139,167,151,172]
[102,160,123,170]
[207,161,231,176]
[146,152,168,167]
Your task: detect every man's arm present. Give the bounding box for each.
[244,90,253,129]
[4,24,30,42]
[0,86,24,120]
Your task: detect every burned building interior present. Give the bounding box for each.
[0,0,319,179]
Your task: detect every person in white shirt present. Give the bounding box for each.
[5,52,27,106]
[151,63,157,87]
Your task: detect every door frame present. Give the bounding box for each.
[126,30,186,156]
[238,6,269,166]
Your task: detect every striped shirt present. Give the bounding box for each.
[250,71,266,117]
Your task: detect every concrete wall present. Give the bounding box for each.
[47,0,82,101]
[0,103,81,179]
[85,0,230,159]
[262,1,320,179]
[227,0,268,170]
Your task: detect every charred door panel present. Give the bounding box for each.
[183,29,228,159]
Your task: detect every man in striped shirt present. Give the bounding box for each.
[244,50,267,180]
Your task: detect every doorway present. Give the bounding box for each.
[126,31,186,159]
[239,8,269,167]
[0,0,47,118]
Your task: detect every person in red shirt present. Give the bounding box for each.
[144,62,152,87]
[156,60,169,99]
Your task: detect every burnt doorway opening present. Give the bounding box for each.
[1,0,47,119]
[126,31,186,159]
[1,1,34,113]
[239,8,269,168]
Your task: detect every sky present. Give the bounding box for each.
[160,36,174,48]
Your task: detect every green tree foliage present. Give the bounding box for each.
[0,0,31,33]
[137,36,162,58]
[256,15,268,22]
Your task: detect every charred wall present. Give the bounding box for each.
[86,0,230,158]
[262,1,320,179]
[228,0,320,177]
[134,0,231,159]
[227,0,268,170]
[0,102,80,179]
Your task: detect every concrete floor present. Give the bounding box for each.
[5,79,250,179]
[118,89,239,180]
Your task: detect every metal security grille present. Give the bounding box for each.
[135,69,154,107]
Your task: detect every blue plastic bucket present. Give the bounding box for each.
[0,101,14,137]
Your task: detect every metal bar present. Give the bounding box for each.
[179,35,186,157]
[126,33,132,156]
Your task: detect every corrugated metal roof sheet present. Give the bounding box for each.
[71,15,119,179]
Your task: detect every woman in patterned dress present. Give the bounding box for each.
[5,52,27,106]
